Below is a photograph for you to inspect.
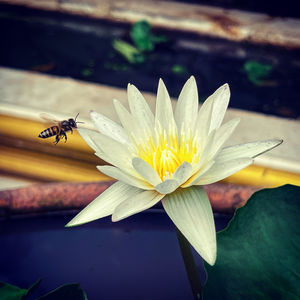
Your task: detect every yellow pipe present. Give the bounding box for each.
[0,144,299,187]
[0,145,109,182]
[224,164,300,187]
[1,114,300,186]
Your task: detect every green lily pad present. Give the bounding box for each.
[112,39,145,64]
[0,282,28,300]
[171,64,189,75]
[0,279,41,300]
[243,60,273,86]
[204,185,300,300]
[130,20,167,52]
[37,283,88,300]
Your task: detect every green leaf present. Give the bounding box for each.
[104,62,128,71]
[171,64,188,75]
[203,185,300,300]
[0,282,28,300]
[130,20,153,51]
[37,283,88,300]
[81,68,93,77]
[112,39,145,64]
[130,20,167,52]
[0,279,41,300]
[243,60,273,86]
[27,279,42,298]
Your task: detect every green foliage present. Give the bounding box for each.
[0,282,28,300]
[81,68,93,77]
[0,279,41,300]
[243,60,273,86]
[171,64,189,75]
[37,283,88,300]
[0,281,87,300]
[112,20,166,64]
[112,39,145,64]
[104,62,128,71]
[204,185,300,300]
[130,20,166,52]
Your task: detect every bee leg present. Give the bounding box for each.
[54,135,60,145]
[63,131,67,143]
[66,126,73,134]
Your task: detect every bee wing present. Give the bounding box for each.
[39,113,61,124]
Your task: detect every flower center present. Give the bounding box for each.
[136,129,200,180]
[155,147,181,179]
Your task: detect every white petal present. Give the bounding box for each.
[155,179,179,194]
[162,186,216,265]
[193,118,239,173]
[194,129,216,170]
[113,99,143,143]
[195,91,214,146]
[112,190,164,222]
[174,76,198,133]
[216,139,283,162]
[208,83,230,133]
[132,157,162,186]
[207,118,240,161]
[78,128,103,153]
[127,84,155,134]
[79,127,131,164]
[173,161,193,185]
[95,152,115,166]
[195,157,253,185]
[65,182,141,227]
[79,131,121,167]
[87,130,136,176]
[97,165,153,190]
[181,160,215,188]
[155,79,177,133]
[90,110,129,144]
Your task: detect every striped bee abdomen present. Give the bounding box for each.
[38,126,60,138]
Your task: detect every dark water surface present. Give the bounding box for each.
[0,210,231,300]
[0,4,300,119]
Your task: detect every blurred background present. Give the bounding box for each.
[0,1,299,299]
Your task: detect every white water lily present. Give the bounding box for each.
[66,77,282,265]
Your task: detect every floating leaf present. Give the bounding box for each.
[0,281,86,300]
[112,39,145,64]
[27,279,42,298]
[104,62,128,71]
[130,20,153,51]
[37,283,88,300]
[81,68,93,77]
[0,279,40,300]
[0,282,28,300]
[204,185,300,300]
[130,20,166,52]
[171,64,188,75]
[243,60,273,86]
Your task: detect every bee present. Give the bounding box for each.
[38,113,83,145]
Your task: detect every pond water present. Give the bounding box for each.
[0,4,299,119]
[0,210,231,300]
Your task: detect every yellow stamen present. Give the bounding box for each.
[137,127,200,180]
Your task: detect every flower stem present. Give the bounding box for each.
[175,226,202,300]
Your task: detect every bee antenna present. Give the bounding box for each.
[76,121,85,124]
[74,112,80,122]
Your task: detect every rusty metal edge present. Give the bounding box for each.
[0,181,258,218]
[0,0,300,48]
